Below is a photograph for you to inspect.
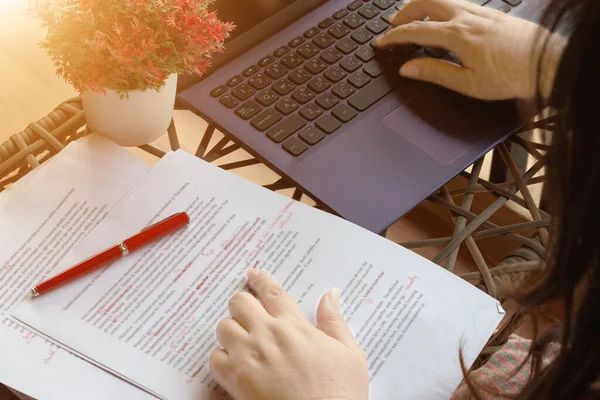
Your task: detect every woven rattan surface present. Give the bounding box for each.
[0,97,554,370]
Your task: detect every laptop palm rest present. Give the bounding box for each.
[383,85,505,166]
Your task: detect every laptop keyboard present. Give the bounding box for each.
[211,0,520,157]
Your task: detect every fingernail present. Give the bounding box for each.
[400,64,419,78]
[329,288,341,308]
[247,268,260,279]
[374,36,384,46]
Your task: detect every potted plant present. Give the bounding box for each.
[33,0,234,147]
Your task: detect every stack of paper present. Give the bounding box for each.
[4,144,504,400]
[0,135,157,400]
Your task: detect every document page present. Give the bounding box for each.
[13,150,504,400]
[0,135,157,400]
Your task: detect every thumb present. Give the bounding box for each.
[316,288,358,349]
[400,58,476,98]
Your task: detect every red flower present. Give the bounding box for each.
[34,0,235,97]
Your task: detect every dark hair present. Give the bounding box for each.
[468,0,600,397]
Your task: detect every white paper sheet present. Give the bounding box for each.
[0,135,158,400]
[13,150,504,400]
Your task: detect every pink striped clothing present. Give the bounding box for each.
[451,334,560,399]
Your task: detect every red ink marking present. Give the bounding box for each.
[103,286,131,314]
[186,379,194,385]
[22,331,34,341]
[191,364,205,378]
[196,275,209,290]
[173,262,193,284]
[201,249,214,257]
[111,318,118,324]
[279,212,294,229]
[406,275,419,289]
[3,264,11,271]
[364,297,374,304]
[43,349,57,365]
[363,271,385,299]
[252,260,259,269]
[220,240,231,249]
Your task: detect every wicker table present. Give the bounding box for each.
[0,97,553,377]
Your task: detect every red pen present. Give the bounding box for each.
[30,212,190,298]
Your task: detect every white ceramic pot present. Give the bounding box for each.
[82,74,178,147]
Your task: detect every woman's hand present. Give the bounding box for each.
[210,269,369,400]
[375,0,563,100]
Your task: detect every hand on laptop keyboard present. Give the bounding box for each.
[211,0,529,157]
[376,0,564,100]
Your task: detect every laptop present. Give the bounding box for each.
[178,0,537,233]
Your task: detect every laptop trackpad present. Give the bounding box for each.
[383,86,502,165]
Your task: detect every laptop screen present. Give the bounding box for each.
[211,0,301,42]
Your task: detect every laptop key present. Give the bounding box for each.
[289,68,312,85]
[235,100,263,120]
[273,46,291,58]
[272,78,296,96]
[258,55,275,67]
[265,63,288,79]
[251,109,283,131]
[347,0,363,11]
[320,48,344,64]
[227,75,243,87]
[275,98,300,115]
[355,46,376,62]
[291,87,316,104]
[308,76,332,94]
[328,23,351,39]
[313,33,336,49]
[232,83,256,101]
[267,115,306,143]
[305,58,328,75]
[343,14,366,29]
[497,3,511,12]
[289,36,306,48]
[333,9,350,19]
[210,85,227,97]
[297,42,320,59]
[359,4,380,19]
[332,104,358,122]
[248,72,272,90]
[256,89,279,106]
[340,56,362,72]
[281,53,304,69]
[336,38,359,54]
[318,18,335,29]
[304,26,321,38]
[348,71,372,88]
[242,65,260,77]
[381,8,398,24]
[332,81,356,99]
[351,28,374,45]
[324,66,348,82]
[220,94,239,108]
[363,60,386,77]
[299,126,326,145]
[316,115,342,134]
[374,0,395,9]
[366,19,388,35]
[282,137,309,156]
[348,74,403,111]
[316,92,340,110]
[300,103,324,121]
